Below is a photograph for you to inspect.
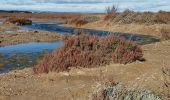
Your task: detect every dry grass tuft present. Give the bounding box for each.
[64,15,100,26]
[4,17,32,25]
[64,15,88,26]
[104,13,117,21]
[160,28,170,40]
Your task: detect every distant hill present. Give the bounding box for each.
[0,10,103,14]
[0,10,32,13]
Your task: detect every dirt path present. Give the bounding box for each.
[0,40,169,100]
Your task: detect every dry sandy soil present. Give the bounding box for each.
[0,40,169,100]
[0,23,19,32]
[0,24,62,46]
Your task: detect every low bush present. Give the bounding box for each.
[104,13,117,21]
[65,15,100,26]
[4,17,32,25]
[92,82,161,100]
[153,11,170,24]
[33,34,143,74]
[64,15,88,26]
[113,9,139,24]
[160,28,170,40]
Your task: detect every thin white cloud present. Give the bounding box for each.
[0,0,170,12]
[32,0,113,3]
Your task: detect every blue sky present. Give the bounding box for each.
[0,0,170,13]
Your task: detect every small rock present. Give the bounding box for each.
[34,31,39,33]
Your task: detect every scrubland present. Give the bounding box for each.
[0,9,170,100]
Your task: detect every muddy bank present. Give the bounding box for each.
[0,40,169,100]
[0,30,62,46]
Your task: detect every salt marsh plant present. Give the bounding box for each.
[34,34,143,74]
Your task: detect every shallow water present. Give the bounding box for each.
[22,22,160,45]
[0,41,63,54]
[0,41,63,73]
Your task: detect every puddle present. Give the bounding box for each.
[0,41,63,73]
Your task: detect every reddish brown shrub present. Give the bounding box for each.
[33,34,143,74]
[4,17,32,25]
[75,19,88,26]
[104,13,117,21]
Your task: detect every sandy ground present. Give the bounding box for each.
[0,40,169,100]
[0,24,62,46]
[0,23,19,32]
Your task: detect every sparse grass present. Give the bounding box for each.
[84,16,100,23]
[104,10,170,24]
[33,34,143,74]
